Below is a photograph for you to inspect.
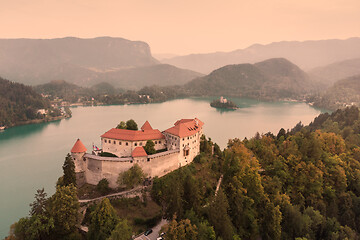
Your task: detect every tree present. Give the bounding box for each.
[108,219,133,240]
[207,189,234,240]
[164,218,198,240]
[62,153,76,187]
[48,184,79,237]
[126,119,138,130]
[97,178,111,195]
[144,140,156,155]
[116,121,126,129]
[117,164,145,189]
[29,188,48,216]
[14,214,54,240]
[88,198,119,240]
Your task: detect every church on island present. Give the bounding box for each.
[71,118,204,188]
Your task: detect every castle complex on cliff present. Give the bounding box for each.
[71,118,204,188]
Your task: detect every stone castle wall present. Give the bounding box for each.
[80,150,180,188]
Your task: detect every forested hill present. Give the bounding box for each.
[0,77,56,126]
[9,107,360,239]
[311,75,360,110]
[184,58,317,100]
[308,58,360,86]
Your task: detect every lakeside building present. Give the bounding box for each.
[72,118,204,188]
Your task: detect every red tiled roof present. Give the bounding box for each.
[132,146,147,157]
[71,139,87,153]
[101,128,165,141]
[165,118,204,138]
[141,121,153,131]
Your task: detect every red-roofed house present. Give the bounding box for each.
[132,146,148,157]
[163,118,204,166]
[101,121,166,157]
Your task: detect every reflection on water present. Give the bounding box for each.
[0,98,324,238]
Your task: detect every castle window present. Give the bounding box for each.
[183,138,184,141]
[187,137,189,140]
[140,142,143,146]
[119,142,122,145]
[135,143,138,146]
[159,141,161,144]
[155,141,157,144]
[105,139,107,143]
[113,141,116,144]
[126,142,128,146]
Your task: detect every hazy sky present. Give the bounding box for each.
[1,0,359,55]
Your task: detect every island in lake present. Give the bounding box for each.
[210,96,238,109]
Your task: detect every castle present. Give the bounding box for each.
[71,118,204,188]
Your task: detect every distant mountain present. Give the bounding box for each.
[184,58,317,100]
[0,37,159,85]
[312,75,360,110]
[95,64,204,89]
[308,58,360,86]
[0,37,202,89]
[153,53,178,60]
[0,77,54,126]
[163,38,360,74]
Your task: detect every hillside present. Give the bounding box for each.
[0,77,59,126]
[0,37,203,89]
[184,58,316,100]
[90,64,204,89]
[308,58,360,86]
[312,75,360,110]
[163,38,360,74]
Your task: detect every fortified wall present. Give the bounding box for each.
[72,118,203,188]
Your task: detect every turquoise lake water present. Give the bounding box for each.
[0,97,324,237]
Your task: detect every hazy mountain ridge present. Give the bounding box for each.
[0,37,202,88]
[184,58,316,100]
[308,58,360,86]
[163,38,360,74]
[312,75,360,110]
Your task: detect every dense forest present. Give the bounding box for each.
[6,106,360,240]
[0,77,61,127]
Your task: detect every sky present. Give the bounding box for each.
[0,0,359,55]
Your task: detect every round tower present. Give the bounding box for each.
[71,138,87,173]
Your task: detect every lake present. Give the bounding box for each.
[0,97,324,237]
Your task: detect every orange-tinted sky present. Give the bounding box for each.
[1,0,359,55]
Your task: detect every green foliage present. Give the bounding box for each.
[108,219,132,240]
[62,153,76,187]
[29,188,48,216]
[99,152,118,157]
[97,178,111,195]
[48,184,79,236]
[116,121,126,129]
[144,140,156,155]
[164,218,198,240]
[14,214,54,240]
[0,77,54,126]
[88,198,119,240]
[117,164,145,189]
[125,119,138,130]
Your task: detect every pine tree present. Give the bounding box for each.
[62,153,76,186]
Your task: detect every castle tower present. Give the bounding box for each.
[71,138,87,186]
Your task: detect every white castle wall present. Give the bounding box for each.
[81,150,180,188]
[102,137,166,157]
